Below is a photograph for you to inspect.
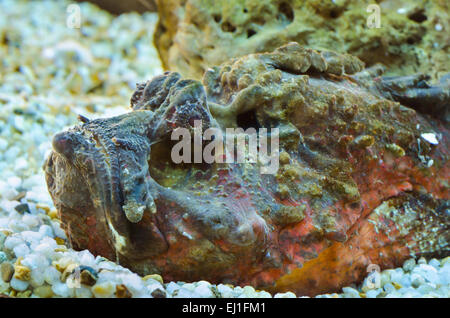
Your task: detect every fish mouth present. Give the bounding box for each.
[48,123,169,261]
[44,149,117,259]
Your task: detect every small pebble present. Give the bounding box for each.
[33,285,53,298]
[342,287,360,298]
[274,291,296,298]
[43,266,61,285]
[366,288,381,298]
[16,290,32,298]
[1,262,14,283]
[383,283,396,293]
[151,288,167,298]
[74,286,93,298]
[411,273,425,288]
[14,203,30,214]
[143,274,163,285]
[52,282,73,297]
[115,284,132,298]
[0,252,7,264]
[10,277,29,291]
[217,284,233,298]
[194,284,214,298]
[79,266,98,286]
[258,291,272,298]
[92,282,115,298]
[418,257,427,265]
[428,258,440,269]
[403,258,416,272]
[13,265,31,281]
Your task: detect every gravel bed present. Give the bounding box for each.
[0,0,448,298]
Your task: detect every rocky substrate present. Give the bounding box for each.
[0,213,449,298]
[0,0,448,298]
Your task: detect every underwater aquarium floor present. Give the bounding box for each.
[0,0,448,298]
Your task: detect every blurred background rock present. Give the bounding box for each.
[75,0,156,14]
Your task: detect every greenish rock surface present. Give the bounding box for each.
[155,0,449,81]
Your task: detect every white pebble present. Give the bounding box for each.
[29,270,45,288]
[51,221,67,239]
[21,215,40,228]
[74,286,93,298]
[274,291,296,298]
[38,224,54,238]
[97,260,117,271]
[7,176,22,189]
[217,284,233,298]
[22,254,50,270]
[0,138,7,151]
[257,291,272,298]
[241,285,258,298]
[366,288,381,298]
[411,273,425,288]
[13,243,30,258]
[2,186,19,201]
[52,282,73,297]
[194,284,214,298]
[20,230,42,244]
[176,287,197,298]
[34,243,55,259]
[181,283,196,291]
[383,283,396,293]
[390,269,404,285]
[120,273,143,296]
[428,258,440,269]
[4,235,24,250]
[402,258,416,272]
[342,287,360,298]
[421,133,439,145]
[10,277,29,291]
[8,219,29,232]
[385,291,401,298]
[44,266,61,285]
[417,283,436,294]
[418,257,427,265]
[78,249,95,267]
[232,286,244,297]
[15,158,28,171]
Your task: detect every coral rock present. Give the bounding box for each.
[154,0,449,81]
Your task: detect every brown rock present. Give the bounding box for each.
[115,284,132,298]
[1,262,14,283]
[76,0,156,14]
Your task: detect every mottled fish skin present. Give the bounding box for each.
[368,73,450,123]
[44,43,449,296]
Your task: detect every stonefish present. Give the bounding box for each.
[44,43,449,296]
